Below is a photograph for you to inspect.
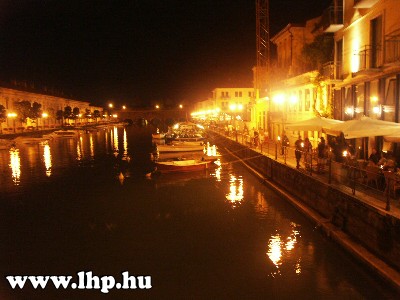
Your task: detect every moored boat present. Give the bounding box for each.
[156,143,204,153]
[152,132,166,139]
[13,136,50,145]
[43,130,78,139]
[155,159,209,173]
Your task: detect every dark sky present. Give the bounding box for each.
[0,0,331,107]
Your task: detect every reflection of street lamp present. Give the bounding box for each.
[7,112,17,133]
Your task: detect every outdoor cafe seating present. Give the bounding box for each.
[383,170,400,199]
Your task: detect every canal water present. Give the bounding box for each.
[0,125,397,299]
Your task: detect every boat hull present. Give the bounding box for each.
[157,144,204,152]
[155,160,209,173]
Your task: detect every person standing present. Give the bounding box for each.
[317,137,327,173]
[304,137,313,170]
[295,136,303,169]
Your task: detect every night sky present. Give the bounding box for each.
[0,0,331,107]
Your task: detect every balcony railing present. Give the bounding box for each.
[385,35,400,64]
[321,61,343,80]
[321,5,343,33]
[357,45,382,72]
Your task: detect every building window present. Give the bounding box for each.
[305,89,310,111]
[239,91,242,97]
[384,78,396,122]
[235,91,238,97]
[298,91,302,111]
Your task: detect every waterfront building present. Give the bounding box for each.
[266,12,338,146]
[192,87,256,129]
[0,83,103,133]
[332,0,400,154]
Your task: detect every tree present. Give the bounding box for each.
[14,101,31,123]
[56,110,64,126]
[302,35,334,71]
[31,102,42,129]
[84,108,92,123]
[0,105,6,134]
[72,107,80,125]
[63,106,72,125]
[93,110,101,123]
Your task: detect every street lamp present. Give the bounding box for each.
[122,105,126,110]
[42,112,48,129]
[7,112,17,133]
[179,104,183,109]
[155,105,160,109]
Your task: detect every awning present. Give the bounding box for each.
[324,116,400,139]
[284,117,343,132]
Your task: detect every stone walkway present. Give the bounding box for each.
[217,130,400,220]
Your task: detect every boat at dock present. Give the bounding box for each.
[43,130,79,139]
[156,143,204,153]
[155,159,209,173]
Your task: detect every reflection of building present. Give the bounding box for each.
[332,0,400,152]
[0,84,102,131]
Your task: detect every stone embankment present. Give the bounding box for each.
[209,131,400,293]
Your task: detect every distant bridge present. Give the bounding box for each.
[117,108,188,129]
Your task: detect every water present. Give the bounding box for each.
[0,126,397,299]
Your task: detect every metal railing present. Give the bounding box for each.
[357,45,383,71]
[385,37,400,64]
[213,128,396,211]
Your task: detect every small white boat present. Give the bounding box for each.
[13,136,50,145]
[43,130,78,139]
[152,133,166,139]
[155,159,209,173]
[157,143,204,153]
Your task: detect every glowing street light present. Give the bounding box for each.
[42,112,49,128]
[179,104,183,109]
[7,112,17,133]
[122,105,126,110]
[155,105,160,109]
[108,103,113,108]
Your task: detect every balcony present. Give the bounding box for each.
[385,35,400,64]
[353,0,379,9]
[355,45,382,74]
[321,5,343,33]
[321,61,343,81]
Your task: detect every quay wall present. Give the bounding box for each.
[210,132,400,273]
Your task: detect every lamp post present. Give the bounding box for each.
[7,112,17,133]
[42,112,48,129]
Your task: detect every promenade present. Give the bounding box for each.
[210,129,400,293]
[215,129,400,219]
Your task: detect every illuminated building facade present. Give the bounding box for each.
[0,85,102,132]
[332,0,399,122]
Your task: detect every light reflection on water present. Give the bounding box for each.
[43,142,52,177]
[0,126,394,298]
[9,147,21,185]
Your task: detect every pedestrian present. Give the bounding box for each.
[281,134,290,155]
[317,137,327,173]
[295,136,303,169]
[304,137,312,170]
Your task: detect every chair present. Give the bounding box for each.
[365,165,380,188]
[383,171,400,198]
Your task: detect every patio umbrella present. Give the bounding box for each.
[324,116,400,139]
[284,116,343,132]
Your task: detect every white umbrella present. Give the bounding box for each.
[324,116,400,139]
[284,117,343,132]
